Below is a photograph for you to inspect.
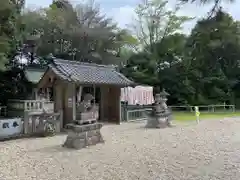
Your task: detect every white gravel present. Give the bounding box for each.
[1,119,240,180]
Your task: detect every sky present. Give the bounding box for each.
[26,0,240,34]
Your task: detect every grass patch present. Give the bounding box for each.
[173,111,240,121]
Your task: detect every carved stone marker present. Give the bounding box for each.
[145,89,172,128]
[63,123,104,149]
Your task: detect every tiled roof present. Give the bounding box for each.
[49,59,135,86]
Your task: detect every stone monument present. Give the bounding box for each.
[63,93,104,150]
[145,89,172,128]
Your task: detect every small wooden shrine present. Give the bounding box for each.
[38,58,135,128]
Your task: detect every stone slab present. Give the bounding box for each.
[65,123,103,133]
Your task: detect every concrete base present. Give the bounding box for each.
[63,123,104,150]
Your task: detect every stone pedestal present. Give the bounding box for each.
[145,114,170,128]
[63,123,104,150]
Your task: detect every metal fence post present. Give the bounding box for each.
[126,107,129,121]
[121,103,128,122]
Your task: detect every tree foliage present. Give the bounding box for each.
[20,0,135,66]
[123,0,192,90]
[0,0,29,105]
[0,0,24,70]
[131,0,192,52]
[1,0,240,108]
[180,0,235,18]
[123,9,240,106]
[186,10,240,104]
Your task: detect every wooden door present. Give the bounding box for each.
[108,87,121,124]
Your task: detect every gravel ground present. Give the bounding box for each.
[1,119,240,180]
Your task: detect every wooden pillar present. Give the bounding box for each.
[100,86,107,121]
[72,84,76,121]
[54,83,62,111]
[110,86,121,124]
[32,88,38,100]
[63,82,76,125]
[54,80,63,129]
[46,88,50,100]
[77,86,82,103]
[116,87,121,124]
[100,85,112,122]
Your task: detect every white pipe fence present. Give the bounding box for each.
[121,104,236,122]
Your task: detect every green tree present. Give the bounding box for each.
[124,9,240,106]
[180,0,235,18]
[0,0,29,105]
[123,0,192,90]
[131,0,191,52]
[21,0,135,65]
[122,33,193,104]
[186,10,240,104]
[0,0,24,69]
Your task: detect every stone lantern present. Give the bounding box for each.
[145,89,172,128]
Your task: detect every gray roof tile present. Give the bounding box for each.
[49,59,134,86]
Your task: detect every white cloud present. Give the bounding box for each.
[178,1,240,33]
[26,0,51,8]
[108,5,136,28]
[107,3,195,33]
[106,0,240,34]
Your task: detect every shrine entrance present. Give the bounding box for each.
[57,82,122,127]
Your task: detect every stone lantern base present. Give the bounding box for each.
[63,123,104,150]
[145,115,170,128]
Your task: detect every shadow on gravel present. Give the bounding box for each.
[131,124,180,132]
[30,144,76,153]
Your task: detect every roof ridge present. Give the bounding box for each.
[114,71,134,84]
[54,58,116,69]
[50,62,73,80]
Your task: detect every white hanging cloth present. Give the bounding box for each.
[121,86,154,105]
